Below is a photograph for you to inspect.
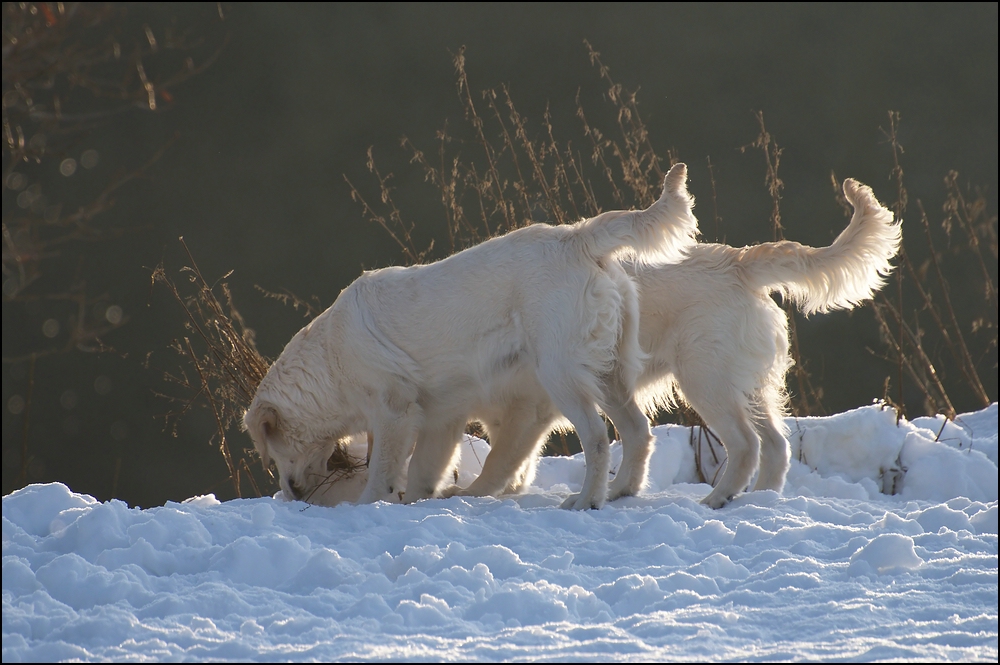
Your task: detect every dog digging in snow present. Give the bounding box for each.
[243,163,698,510]
[284,174,901,510]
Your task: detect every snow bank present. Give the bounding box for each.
[3,404,997,661]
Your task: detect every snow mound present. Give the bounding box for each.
[3,404,997,661]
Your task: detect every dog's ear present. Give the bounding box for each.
[244,403,280,468]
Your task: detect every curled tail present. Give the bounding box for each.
[572,162,699,262]
[739,178,902,314]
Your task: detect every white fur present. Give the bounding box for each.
[243,163,698,510]
[364,177,900,509]
[625,178,901,507]
[471,178,900,508]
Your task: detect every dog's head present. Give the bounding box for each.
[243,399,367,503]
[244,400,307,500]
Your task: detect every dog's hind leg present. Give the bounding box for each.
[688,395,761,509]
[557,399,611,509]
[457,400,555,497]
[605,400,654,501]
[752,407,790,492]
[602,263,652,501]
[603,378,654,501]
[537,368,611,510]
[403,416,466,503]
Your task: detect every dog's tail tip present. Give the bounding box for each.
[663,162,688,194]
[842,177,876,208]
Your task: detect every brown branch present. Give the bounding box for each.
[916,201,991,407]
[873,297,956,417]
[453,46,514,233]
[943,171,998,312]
[881,111,908,418]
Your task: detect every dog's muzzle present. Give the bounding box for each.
[285,478,305,501]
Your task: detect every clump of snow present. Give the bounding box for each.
[848,533,923,575]
[3,404,997,661]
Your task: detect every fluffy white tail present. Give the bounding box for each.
[572,162,699,262]
[739,178,902,314]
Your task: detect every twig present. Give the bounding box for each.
[185,336,239,497]
[873,298,955,417]
[881,111,908,419]
[917,201,991,407]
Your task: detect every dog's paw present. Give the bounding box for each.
[438,484,463,499]
[560,492,606,510]
[606,485,637,502]
[700,490,735,510]
[357,487,405,504]
[607,474,644,502]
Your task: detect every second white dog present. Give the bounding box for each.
[455,176,902,508]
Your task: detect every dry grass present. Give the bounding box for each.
[151,238,271,498]
[740,111,825,416]
[346,42,671,262]
[870,114,997,420]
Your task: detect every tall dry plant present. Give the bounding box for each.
[151,239,272,498]
[870,112,997,420]
[346,42,671,263]
[740,111,826,416]
[153,240,372,500]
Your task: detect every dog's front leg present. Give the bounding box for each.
[357,406,420,504]
[457,401,554,498]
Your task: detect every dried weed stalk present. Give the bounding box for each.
[870,112,997,420]
[152,238,271,498]
[346,42,671,266]
[740,111,826,416]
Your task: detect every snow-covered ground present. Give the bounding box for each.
[3,403,997,661]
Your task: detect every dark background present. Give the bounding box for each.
[3,3,997,507]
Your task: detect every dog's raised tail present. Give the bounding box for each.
[739,178,902,315]
[572,162,699,262]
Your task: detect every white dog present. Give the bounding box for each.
[450,176,902,508]
[243,163,698,510]
[636,178,900,506]
[295,176,900,509]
